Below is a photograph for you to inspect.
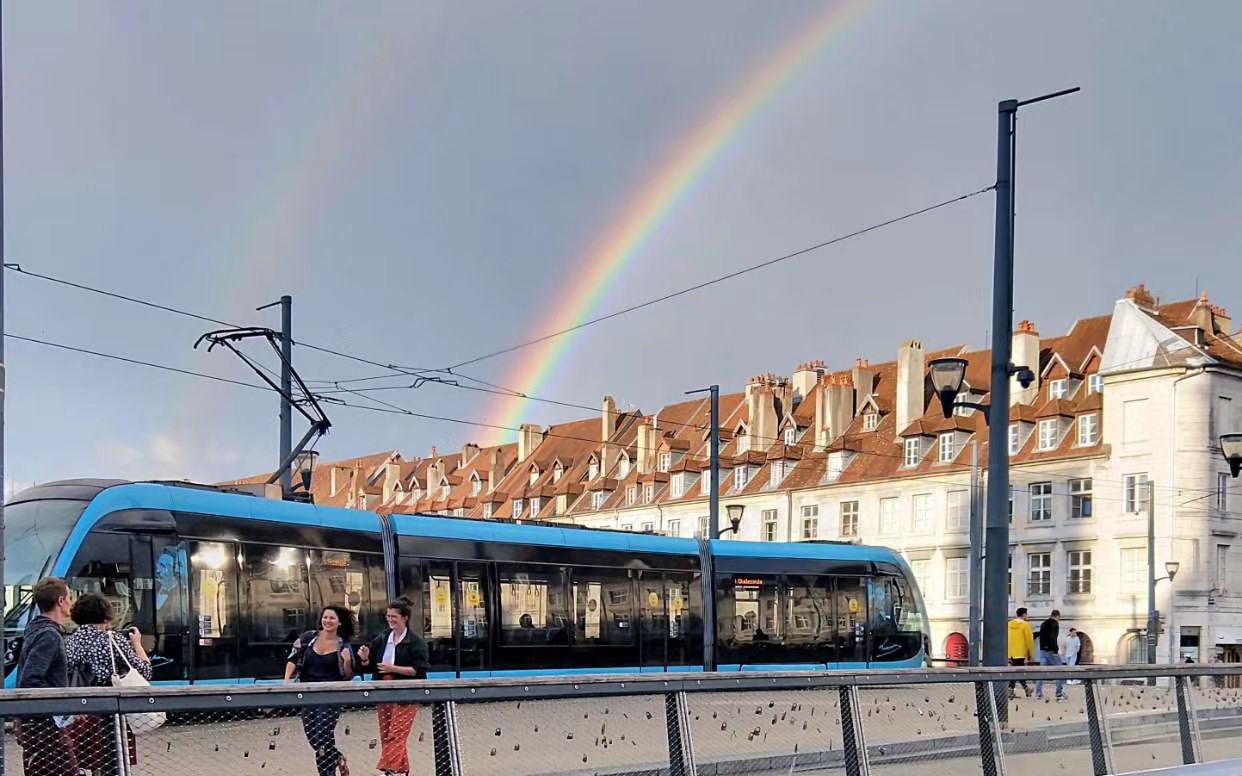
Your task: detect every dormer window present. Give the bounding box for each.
[591,491,606,510]
[735,466,750,490]
[440,483,450,499]
[618,455,631,478]
[1049,379,1068,400]
[644,484,655,503]
[737,428,751,454]
[530,497,542,519]
[483,502,493,519]
[1008,423,1020,456]
[1038,419,1058,451]
[1088,374,1103,395]
[701,470,711,495]
[626,485,637,506]
[1077,413,1099,446]
[671,473,686,498]
[771,460,787,484]
[588,458,599,480]
[658,452,671,472]
[529,465,540,486]
[903,438,922,467]
[938,433,956,463]
[863,412,879,432]
[953,392,972,417]
[513,498,524,516]
[783,427,797,445]
[552,462,563,484]
[470,476,481,497]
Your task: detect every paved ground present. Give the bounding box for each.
[4,682,1242,775]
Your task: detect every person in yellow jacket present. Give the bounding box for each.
[1007,607,1035,698]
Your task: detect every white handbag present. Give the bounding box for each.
[110,632,167,733]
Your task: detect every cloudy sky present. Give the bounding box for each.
[5,1,1241,492]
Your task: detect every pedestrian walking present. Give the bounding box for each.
[63,592,153,775]
[356,597,430,776]
[1035,610,1067,700]
[1007,607,1035,698]
[1063,627,1082,666]
[15,577,78,776]
[285,606,357,776]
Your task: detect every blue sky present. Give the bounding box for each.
[5,1,1241,492]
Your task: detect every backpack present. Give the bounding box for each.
[291,630,350,680]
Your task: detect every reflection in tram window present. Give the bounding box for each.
[190,542,234,639]
[499,565,569,645]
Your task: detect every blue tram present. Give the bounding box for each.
[4,480,929,685]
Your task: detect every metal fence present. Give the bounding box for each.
[3,664,1242,776]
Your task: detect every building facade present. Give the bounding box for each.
[230,284,1242,665]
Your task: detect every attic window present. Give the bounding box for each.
[953,392,973,417]
[644,484,655,503]
[626,485,637,506]
[552,462,563,484]
[737,430,751,454]
[529,466,540,486]
[1088,374,1103,395]
[470,477,481,497]
[588,458,599,480]
[1038,419,1058,451]
[1049,379,1068,400]
[863,412,879,432]
[530,497,542,519]
[513,498,524,516]
[735,466,750,490]
[671,473,686,498]
[658,452,671,472]
[771,460,787,484]
[483,502,493,519]
[903,438,921,467]
[591,491,606,510]
[618,456,631,478]
[783,427,797,445]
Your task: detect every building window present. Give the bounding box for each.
[1088,373,1103,395]
[1027,553,1051,597]
[737,432,750,454]
[947,489,968,531]
[1008,423,1021,456]
[512,498,524,516]
[618,457,631,478]
[530,497,541,519]
[1038,419,1058,451]
[953,392,973,417]
[762,509,779,542]
[771,460,786,485]
[621,523,633,533]
[1078,413,1099,446]
[1067,550,1092,595]
[1121,548,1145,594]
[1030,482,1053,521]
[1125,473,1150,514]
[667,519,681,537]
[938,433,956,463]
[640,521,654,534]
[863,412,879,432]
[840,501,859,538]
[904,438,922,467]
[701,470,711,495]
[591,491,606,510]
[483,502,493,519]
[910,560,931,599]
[784,427,797,445]
[946,558,968,600]
[879,497,898,536]
[1070,478,1093,518]
[588,459,599,480]
[644,484,655,503]
[698,516,709,537]
[1219,472,1230,512]
[912,493,932,533]
[658,452,671,473]
[470,478,481,497]
[626,486,637,506]
[734,466,749,491]
[801,504,819,540]
[670,473,686,498]
[1049,379,1068,400]
[1007,553,1013,597]
[1217,545,1229,592]
[552,463,563,484]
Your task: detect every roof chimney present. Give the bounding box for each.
[746,374,779,453]
[1011,320,1040,406]
[1126,283,1158,311]
[851,359,877,414]
[518,424,543,463]
[816,374,854,449]
[636,419,656,474]
[601,395,617,476]
[895,340,925,433]
[792,360,826,404]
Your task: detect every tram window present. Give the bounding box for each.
[572,568,633,646]
[365,554,390,635]
[242,544,310,679]
[308,550,368,628]
[638,572,666,667]
[869,575,925,662]
[716,574,784,666]
[668,572,703,667]
[783,576,835,663]
[498,564,570,646]
[188,541,240,680]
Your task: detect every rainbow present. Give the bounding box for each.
[483,0,871,441]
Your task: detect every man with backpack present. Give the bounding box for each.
[16,577,78,776]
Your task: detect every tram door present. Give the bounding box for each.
[187,540,241,680]
[833,576,869,666]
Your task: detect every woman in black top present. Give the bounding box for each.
[356,598,430,776]
[285,606,356,776]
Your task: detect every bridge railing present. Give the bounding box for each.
[3,664,1242,776]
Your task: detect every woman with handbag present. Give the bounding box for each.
[284,606,357,776]
[63,592,153,776]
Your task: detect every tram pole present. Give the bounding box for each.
[260,295,293,494]
[2,3,9,770]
